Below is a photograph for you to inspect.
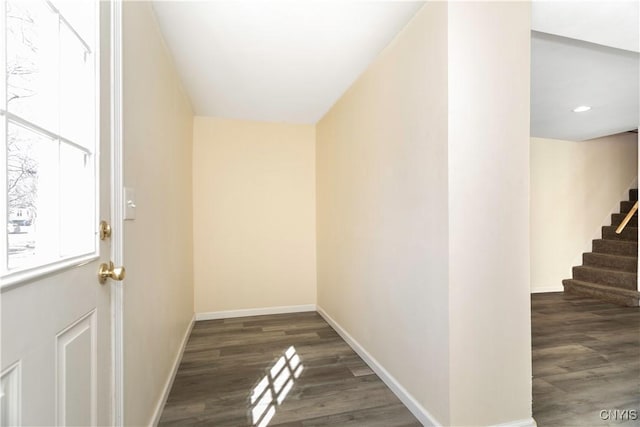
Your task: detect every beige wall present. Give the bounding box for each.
[316,3,451,423]
[317,2,532,425]
[193,117,316,313]
[531,133,638,293]
[121,1,533,425]
[123,3,194,426]
[447,2,532,425]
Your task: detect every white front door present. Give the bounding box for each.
[0,1,120,425]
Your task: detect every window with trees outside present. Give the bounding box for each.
[1,0,99,281]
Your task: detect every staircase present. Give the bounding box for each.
[562,189,639,307]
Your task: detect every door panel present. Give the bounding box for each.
[1,262,112,425]
[0,2,114,425]
[56,310,95,427]
[0,362,20,426]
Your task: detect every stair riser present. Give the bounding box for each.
[583,253,638,273]
[620,201,637,213]
[601,226,638,242]
[611,213,638,227]
[563,281,639,307]
[592,239,638,257]
[565,190,639,307]
[573,267,637,290]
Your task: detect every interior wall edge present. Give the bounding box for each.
[148,314,196,427]
[195,305,317,321]
[491,417,538,427]
[530,286,563,294]
[316,305,443,427]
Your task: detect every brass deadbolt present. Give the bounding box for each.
[99,220,112,240]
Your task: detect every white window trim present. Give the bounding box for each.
[110,0,125,423]
[0,0,9,287]
[0,252,99,290]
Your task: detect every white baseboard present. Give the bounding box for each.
[150,313,195,427]
[316,305,441,427]
[195,304,316,321]
[531,286,563,294]
[492,417,537,427]
[149,307,534,427]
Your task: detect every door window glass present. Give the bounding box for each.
[2,0,98,278]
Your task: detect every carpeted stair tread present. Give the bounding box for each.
[601,225,638,241]
[583,252,637,273]
[611,212,638,227]
[572,265,637,290]
[564,191,638,307]
[620,200,637,213]
[563,279,640,307]
[592,239,638,257]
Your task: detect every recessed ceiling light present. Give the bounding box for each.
[572,105,591,113]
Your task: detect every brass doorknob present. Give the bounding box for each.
[98,261,126,284]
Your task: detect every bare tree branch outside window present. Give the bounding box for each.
[6,2,39,227]
[4,1,97,269]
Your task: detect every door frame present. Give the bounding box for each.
[110,0,124,424]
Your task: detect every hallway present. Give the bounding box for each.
[158,312,420,426]
[532,293,640,426]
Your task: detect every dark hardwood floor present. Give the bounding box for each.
[159,294,639,426]
[158,312,420,426]
[532,292,640,426]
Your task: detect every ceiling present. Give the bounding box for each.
[153,1,639,141]
[531,1,639,141]
[531,31,639,141]
[532,1,639,53]
[152,1,424,124]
